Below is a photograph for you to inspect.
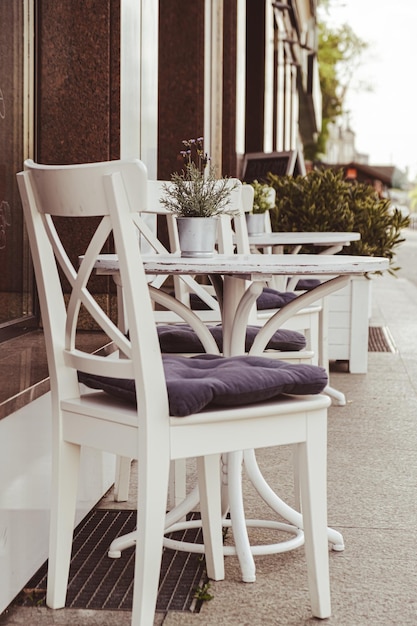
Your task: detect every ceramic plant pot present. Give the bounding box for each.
[245,213,266,235]
[177,216,218,257]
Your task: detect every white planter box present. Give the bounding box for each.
[328,275,372,373]
[0,392,116,614]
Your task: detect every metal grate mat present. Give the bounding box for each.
[368,326,396,352]
[13,509,208,613]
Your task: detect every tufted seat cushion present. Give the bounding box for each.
[255,287,298,310]
[78,354,328,417]
[295,278,321,291]
[188,288,298,312]
[156,324,306,353]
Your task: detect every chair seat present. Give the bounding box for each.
[78,354,328,417]
[156,323,306,353]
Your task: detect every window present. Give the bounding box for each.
[0,0,36,340]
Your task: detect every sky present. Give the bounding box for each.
[323,0,417,180]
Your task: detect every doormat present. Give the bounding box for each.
[368,326,396,352]
[13,509,208,613]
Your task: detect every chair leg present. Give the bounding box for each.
[168,459,187,509]
[113,456,132,502]
[46,440,81,609]
[131,449,171,626]
[292,445,301,512]
[297,410,331,619]
[197,454,225,581]
[114,457,186,508]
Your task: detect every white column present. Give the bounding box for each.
[235,0,246,156]
[120,0,158,178]
[23,0,34,160]
[284,62,292,150]
[275,21,285,151]
[290,64,299,150]
[263,0,274,152]
[204,0,223,172]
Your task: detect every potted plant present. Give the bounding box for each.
[244,179,275,235]
[266,167,411,372]
[161,138,238,257]
[267,168,410,274]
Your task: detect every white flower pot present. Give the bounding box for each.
[177,216,218,257]
[245,213,266,235]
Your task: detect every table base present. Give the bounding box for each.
[107,450,344,583]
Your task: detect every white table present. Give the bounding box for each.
[96,251,384,360]
[95,252,388,578]
[247,232,369,373]
[247,231,361,291]
[248,231,361,256]
[97,253,386,403]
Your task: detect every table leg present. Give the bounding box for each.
[243,449,345,551]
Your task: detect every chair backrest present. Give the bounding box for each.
[264,187,275,233]
[212,178,242,255]
[232,185,253,254]
[17,159,170,430]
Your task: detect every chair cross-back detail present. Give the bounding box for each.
[18,158,333,624]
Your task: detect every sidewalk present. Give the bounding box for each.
[2,234,417,625]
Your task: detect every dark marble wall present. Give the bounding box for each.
[35,0,240,184]
[222,0,238,176]
[245,1,265,153]
[36,0,120,165]
[29,1,241,324]
[35,0,121,321]
[158,0,238,179]
[158,0,205,179]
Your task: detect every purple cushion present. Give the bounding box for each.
[255,287,298,310]
[157,324,306,353]
[189,288,298,312]
[78,354,328,417]
[188,293,215,311]
[295,278,321,291]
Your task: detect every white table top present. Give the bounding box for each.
[247,231,361,247]
[95,252,389,278]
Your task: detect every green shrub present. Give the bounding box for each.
[267,168,410,274]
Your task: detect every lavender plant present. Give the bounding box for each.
[161,138,239,218]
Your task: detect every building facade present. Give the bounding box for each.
[0,0,321,341]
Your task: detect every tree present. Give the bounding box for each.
[304,4,369,160]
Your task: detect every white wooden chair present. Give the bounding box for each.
[114,178,318,510]
[109,179,314,503]
[18,158,333,624]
